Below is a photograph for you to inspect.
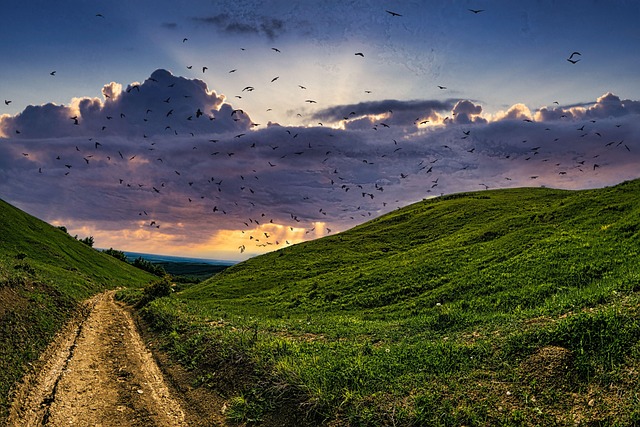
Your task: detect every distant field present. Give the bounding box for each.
[122,251,235,280]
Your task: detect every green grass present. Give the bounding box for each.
[0,198,154,422]
[134,179,640,426]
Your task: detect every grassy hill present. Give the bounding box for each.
[0,198,154,422]
[135,179,640,426]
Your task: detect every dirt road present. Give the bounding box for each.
[7,291,188,426]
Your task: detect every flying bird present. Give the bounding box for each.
[386,10,402,16]
[355,52,364,57]
[468,9,485,14]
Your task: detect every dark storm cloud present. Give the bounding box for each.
[192,14,286,40]
[312,99,457,126]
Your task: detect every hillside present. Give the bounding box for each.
[136,179,640,426]
[0,198,154,423]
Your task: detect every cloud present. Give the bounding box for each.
[494,103,533,122]
[534,93,640,123]
[1,85,639,260]
[312,99,457,128]
[161,22,178,30]
[192,13,287,40]
[0,69,252,139]
[451,100,487,124]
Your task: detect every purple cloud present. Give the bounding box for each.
[0,69,252,139]
[1,74,639,260]
[451,100,487,124]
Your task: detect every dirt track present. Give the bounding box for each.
[7,291,188,426]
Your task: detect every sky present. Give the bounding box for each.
[1,0,639,261]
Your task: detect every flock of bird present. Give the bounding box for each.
[2,7,633,255]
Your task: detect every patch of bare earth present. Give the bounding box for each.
[7,291,189,426]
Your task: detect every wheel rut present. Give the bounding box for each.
[7,291,187,427]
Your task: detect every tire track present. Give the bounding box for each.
[7,291,187,426]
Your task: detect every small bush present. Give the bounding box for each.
[78,236,94,247]
[133,257,166,277]
[103,248,128,262]
[136,277,172,308]
[225,394,265,423]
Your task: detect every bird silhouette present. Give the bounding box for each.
[468,9,485,13]
[355,52,364,57]
[386,10,402,16]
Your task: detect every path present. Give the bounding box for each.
[8,291,188,426]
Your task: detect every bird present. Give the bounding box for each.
[50,71,56,76]
[202,66,208,73]
[386,10,402,16]
[437,85,447,90]
[355,52,364,57]
[271,47,281,53]
[569,51,581,59]
[4,100,11,105]
[182,38,188,43]
[468,9,485,14]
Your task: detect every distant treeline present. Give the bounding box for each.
[103,248,168,277]
[102,248,228,281]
